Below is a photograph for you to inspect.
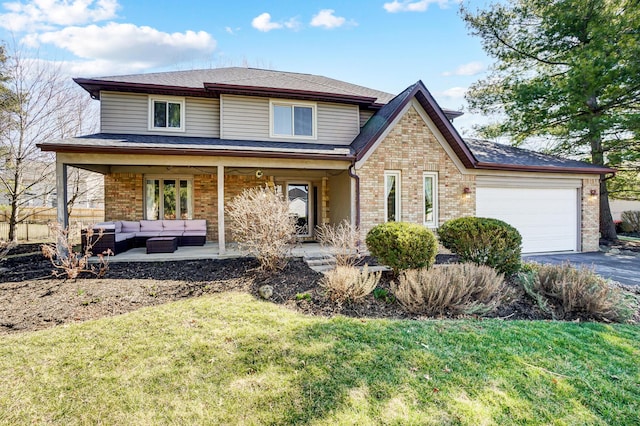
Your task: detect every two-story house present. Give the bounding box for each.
[38,67,612,254]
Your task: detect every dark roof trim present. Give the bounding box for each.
[353,81,613,175]
[75,78,379,105]
[73,78,209,100]
[37,143,355,162]
[203,83,378,105]
[354,81,476,168]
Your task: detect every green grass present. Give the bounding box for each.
[1,293,639,425]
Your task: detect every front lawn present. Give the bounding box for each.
[2,292,639,425]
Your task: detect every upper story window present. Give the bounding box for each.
[149,96,185,132]
[270,100,316,139]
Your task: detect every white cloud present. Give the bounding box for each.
[251,12,282,32]
[439,86,467,99]
[284,17,301,31]
[25,22,216,75]
[0,0,119,31]
[383,0,452,13]
[310,9,350,29]
[442,61,485,76]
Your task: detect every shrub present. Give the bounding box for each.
[365,222,438,274]
[516,263,635,322]
[0,239,16,262]
[316,220,362,267]
[321,265,381,303]
[392,263,506,316]
[619,221,635,233]
[41,222,111,280]
[620,211,640,232]
[227,186,296,271]
[438,217,522,275]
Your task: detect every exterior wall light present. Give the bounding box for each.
[589,189,597,197]
[463,187,471,198]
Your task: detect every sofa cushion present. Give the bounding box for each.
[115,232,135,242]
[114,221,122,233]
[140,220,163,232]
[93,222,115,231]
[159,230,183,237]
[121,221,140,232]
[185,219,206,231]
[135,231,163,238]
[162,220,185,231]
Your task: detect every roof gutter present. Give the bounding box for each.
[473,161,615,175]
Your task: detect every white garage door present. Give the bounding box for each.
[476,187,578,253]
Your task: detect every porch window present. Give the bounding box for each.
[384,171,400,222]
[270,100,316,139]
[149,96,185,131]
[145,177,193,220]
[423,172,438,227]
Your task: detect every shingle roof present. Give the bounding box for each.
[38,133,354,160]
[77,67,396,105]
[464,138,609,172]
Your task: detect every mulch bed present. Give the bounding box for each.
[1,243,638,335]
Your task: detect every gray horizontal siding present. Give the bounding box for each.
[100,91,219,137]
[221,95,359,145]
[317,102,359,145]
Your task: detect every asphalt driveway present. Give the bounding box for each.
[523,252,640,286]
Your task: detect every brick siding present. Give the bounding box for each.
[357,105,475,236]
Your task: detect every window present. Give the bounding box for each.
[270,100,316,138]
[149,97,185,131]
[145,177,193,219]
[384,171,400,222]
[423,172,438,227]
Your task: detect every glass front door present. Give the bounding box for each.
[287,183,311,236]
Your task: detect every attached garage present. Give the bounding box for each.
[476,179,580,253]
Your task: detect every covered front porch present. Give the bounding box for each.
[53,150,355,255]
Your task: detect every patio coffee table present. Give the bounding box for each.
[146,237,178,254]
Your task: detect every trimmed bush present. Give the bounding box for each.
[517,263,636,322]
[365,222,437,274]
[392,263,506,316]
[438,217,522,275]
[227,186,296,271]
[321,265,381,303]
[620,211,640,232]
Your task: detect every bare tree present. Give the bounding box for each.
[0,40,97,241]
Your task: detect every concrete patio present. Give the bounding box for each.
[104,242,333,263]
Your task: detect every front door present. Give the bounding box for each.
[286,182,312,237]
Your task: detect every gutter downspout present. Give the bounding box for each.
[348,162,360,229]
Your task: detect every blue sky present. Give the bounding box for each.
[0,0,495,134]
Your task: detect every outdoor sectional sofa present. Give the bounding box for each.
[82,219,207,255]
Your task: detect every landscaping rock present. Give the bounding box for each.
[259,285,273,300]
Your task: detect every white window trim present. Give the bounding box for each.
[423,172,438,228]
[384,171,401,222]
[148,96,186,132]
[144,175,194,220]
[269,99,317,140]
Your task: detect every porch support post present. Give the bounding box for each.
[56,157,68,228]
[217,165,225,254]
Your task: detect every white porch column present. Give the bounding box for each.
[55,157,68,228]
[217,165,225,254]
